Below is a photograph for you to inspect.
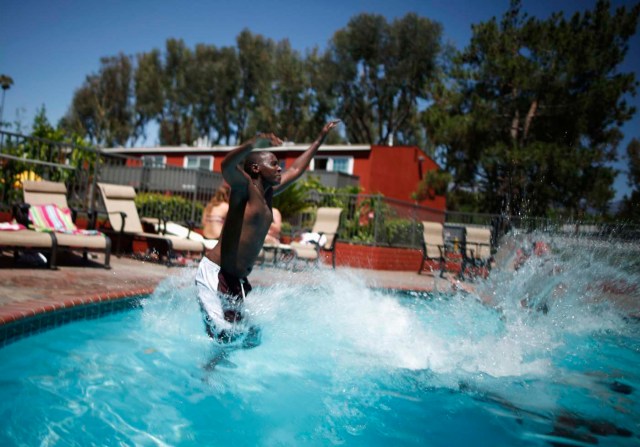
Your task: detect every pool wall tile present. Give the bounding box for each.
[0,287,155,347]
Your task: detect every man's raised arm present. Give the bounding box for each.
[276,120,340,192]
[221,133,283,186]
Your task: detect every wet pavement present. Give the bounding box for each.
[0,250,450,325]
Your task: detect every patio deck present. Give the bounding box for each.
[0,251,451,327]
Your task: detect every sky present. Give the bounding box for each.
[1,0,639,200]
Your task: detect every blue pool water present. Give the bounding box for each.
[0,233,638,446]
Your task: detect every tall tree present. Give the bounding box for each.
[271,39,310,142]
[618,137,640,221]
[134,49,164,143]
[62,54,135,147]
[159,39,195,146]
[186,44,241,144]
[424,0,640,216]
[235,29,277,141]
[327,13,443,145]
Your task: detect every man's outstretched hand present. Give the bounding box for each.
[254,132,283,148]
[322,119,341,134]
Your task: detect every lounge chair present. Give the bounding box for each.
[96,182,205,265]
[21,180,111,269]
[290,207,343,269]
[460,226,492,279]
[257,242,295,267]
[0,225,58,269]
[417,221,445,277]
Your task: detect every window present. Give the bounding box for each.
[311,156,353,174]
[184,155,213,171]
[332,158,350,173]
[141,155,166,168]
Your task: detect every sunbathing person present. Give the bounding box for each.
[201,184,230,239]
[264,207,282,245]
[195,121,340,347]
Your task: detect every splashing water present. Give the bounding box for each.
[0,231,638,446]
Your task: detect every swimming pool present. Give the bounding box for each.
[0,234,638,446]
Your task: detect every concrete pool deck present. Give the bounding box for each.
[2,247,637,329]
[0,252,452,326]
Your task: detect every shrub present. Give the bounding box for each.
[134,192,203,224]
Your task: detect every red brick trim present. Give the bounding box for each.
[0,287,155,326]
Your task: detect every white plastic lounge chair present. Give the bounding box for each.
[418,221,445,276]
[21,180,111,269]
[290,207,343,269]
[97,182,206,266]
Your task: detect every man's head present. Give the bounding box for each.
[244,151,282,185]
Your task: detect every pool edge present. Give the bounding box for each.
[0,287,155,347]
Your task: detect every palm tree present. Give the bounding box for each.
[0,74,14,128]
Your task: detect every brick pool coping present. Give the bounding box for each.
[0,287,158,346]
[0,252,452,347]
[0,287,156,326]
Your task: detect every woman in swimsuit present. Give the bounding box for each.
[201,184,230,239]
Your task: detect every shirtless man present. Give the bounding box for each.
[195,120,340,345]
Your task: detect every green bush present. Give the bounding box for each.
[382,218,421,246]
[134,192,203,224]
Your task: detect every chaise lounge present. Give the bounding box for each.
[20,180,111,269]
[96,182,205,266]
[417,221,445,277]
[460,225,492,279]
[290,207,343,269]
[0,225,58,269]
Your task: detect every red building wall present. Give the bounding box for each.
[356,145,445,211]
[120,145,445,211]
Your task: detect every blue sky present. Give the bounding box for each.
[1,0,638,199]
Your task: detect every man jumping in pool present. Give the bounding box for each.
[196,120,341,347]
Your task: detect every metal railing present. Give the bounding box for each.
[288,192,640,248]
[0,130,223,224]
[2,130,638,249]
[96,153,223,223]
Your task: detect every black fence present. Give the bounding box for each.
[2,130,638,249]
[0,130,222,224]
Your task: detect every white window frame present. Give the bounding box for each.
[311,156,353,174]
[141,155,166,168]
[184,155,214,171]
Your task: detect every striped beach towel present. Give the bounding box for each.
[28,204,102,236]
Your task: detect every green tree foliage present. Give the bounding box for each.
[412,169,452,201]
[187,44,241,144]
[618,138,640,220]
[61,54,135,147]
[327,13,443,145]
[424,0,640,216]
[627,137,640,188]
[157,39,196,146]
[1,108,94,206]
